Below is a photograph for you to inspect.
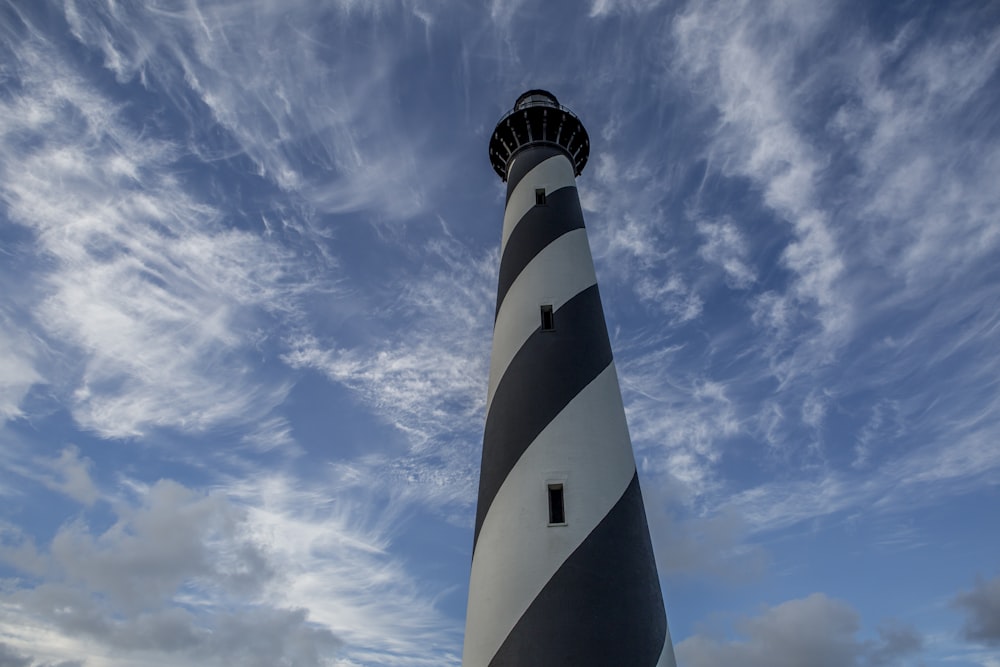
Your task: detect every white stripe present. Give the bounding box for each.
[462,364,637,667]
[500,154,577,255]
[486,228,597,411]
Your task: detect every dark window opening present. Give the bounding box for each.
[540,304,555,331]
[548,484,565,524]
[535,188,547,206]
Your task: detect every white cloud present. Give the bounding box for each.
[580,152,703,322]
[661,0,1000,541]
[0,26,304,439]
[853,399,904,469]
[225,473,462,666]
[672,0,850,348]
[725,412,1000,535]
[616,342,739,497]
[634,274,704,323]
[842,24,1000,287]
[38,447,99,506]
[726,472,853,535]
[583,152,669,268]
[677,593,922,667]
[0,473,459,666]
[0,440,100,509]
[672,0,1000,350]
[284,333,483,447]
[0,321,41,423]
[0,642,81,667]
[749,291,793,338]
[62,0,437,222]
[49,480,272,610]
[240,416,298,454]
[696,217,755,289]
[282,232,494,509]
[589,0,664,18]
[0,478,337,666]
[800,389,827,429]
[488,0,529,26]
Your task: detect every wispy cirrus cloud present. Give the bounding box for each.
[0,314,42,423]
[0,16,306,440]
[726,414,1000,536]
[581,152,705,324]
[840,20,1000,287]
[669,0,1000,359]
[654,0,1000,535]
[226,473,462,666]
[672,0,850,353]
[588,0,664,18]
[283,230,495,508]
[616,340,738,496]
[62,0,442,222]
[696,217,755,290]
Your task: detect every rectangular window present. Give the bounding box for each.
[540,304,554,331]
[535,188,547,206]
[548,484,565,525]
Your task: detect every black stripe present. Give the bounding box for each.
[474,284,612,548]
[506,145,571,201]
[495,186,586,318]
[488,472,667,667]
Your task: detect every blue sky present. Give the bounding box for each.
[1,0,998,665]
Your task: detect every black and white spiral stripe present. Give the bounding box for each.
[463,146,676,667]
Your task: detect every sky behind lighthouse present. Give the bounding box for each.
[1,1,999,666]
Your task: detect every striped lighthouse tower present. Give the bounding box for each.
[463,90,676,667]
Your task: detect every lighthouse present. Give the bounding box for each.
[462,90,676,666]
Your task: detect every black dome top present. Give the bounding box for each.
[514,89,560,109]
[488,90,589,181]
